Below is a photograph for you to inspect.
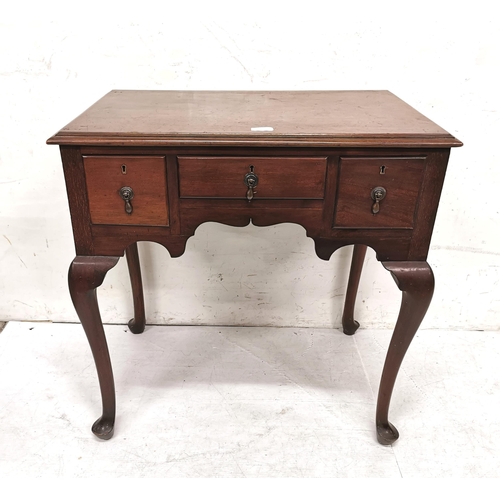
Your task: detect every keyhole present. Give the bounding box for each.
[249,165,254,173]
[380,165,386,174]
[121,165,127,174]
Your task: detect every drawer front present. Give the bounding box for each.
[83,156,169,226]
[334,157,425,228]
[178,156,327,199]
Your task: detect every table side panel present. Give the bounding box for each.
[408,149,451,259]
[60,146,94,254]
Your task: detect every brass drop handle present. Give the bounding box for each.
[244,166,259,201]
[371,186,386,214]
[119,186,134,215]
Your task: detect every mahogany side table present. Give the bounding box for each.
[47,90,462,444]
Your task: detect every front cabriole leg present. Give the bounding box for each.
[376,261,434,445]
[68,256,120,440]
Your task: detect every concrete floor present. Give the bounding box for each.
[0,321,498,478]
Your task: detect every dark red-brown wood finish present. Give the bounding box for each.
[68,256,119,440]
[342,244,368,336]
[377,262,435,445]
[49,90,461,445]
[125,243,146,334]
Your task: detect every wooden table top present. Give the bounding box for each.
[47,90,462,148]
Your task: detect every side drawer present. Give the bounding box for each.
[334,157,425,228]
[83,155,169,226]
[178,156,327,199]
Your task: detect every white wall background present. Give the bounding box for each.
[1,1,499,330]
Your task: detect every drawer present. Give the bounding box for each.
[334,157,425,228]
[83,156,169,226]
[178,156,327,199]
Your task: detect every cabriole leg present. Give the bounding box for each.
[376,261,434,445]
[68,256,120,440]
[342,244,368,335]
[125,242,146,334]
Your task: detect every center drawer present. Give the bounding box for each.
[178,156,327,199]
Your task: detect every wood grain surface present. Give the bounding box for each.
[83,155,169,226]
[334,157,425,228]
[47,90,462,148]
[178,156,327,199]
